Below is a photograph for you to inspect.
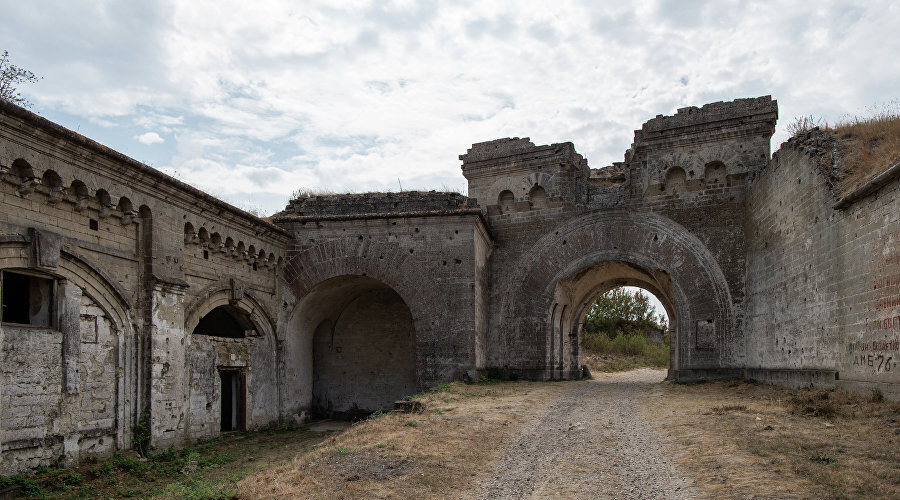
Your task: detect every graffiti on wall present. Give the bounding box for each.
[853,231,900,375]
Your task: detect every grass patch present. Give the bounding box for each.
[582,331,669,372]
[2,424,322,499]
[646,378,900,499]
[832,103,900,194]
[788,101,900,196]
[787,389,839,418]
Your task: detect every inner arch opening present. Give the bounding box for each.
[193,305,253,338]
[547,260,677,378]
[580,286,670,373]
[296,275,417,419]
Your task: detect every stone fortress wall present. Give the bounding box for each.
[0,95,896,473]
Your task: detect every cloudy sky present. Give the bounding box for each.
[2,0,898,215]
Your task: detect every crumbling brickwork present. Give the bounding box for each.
[744,129,900,394]
[1,95,897,474]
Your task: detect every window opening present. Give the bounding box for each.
[1,270,55,327]
[193,306,250,338]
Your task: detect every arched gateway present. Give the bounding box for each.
[12,95,898,473]
[494,211,736,380]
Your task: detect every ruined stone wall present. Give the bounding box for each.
[465,98,777,380]
[628,97,779,369]
[273,194,489,419]
[0,101,290,471]
[3,93,899,475]
[744,132,900,396]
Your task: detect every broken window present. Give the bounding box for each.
[193,306,252,338]
[1,270,55,327]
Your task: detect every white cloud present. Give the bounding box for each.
[135,132,165,145]
[2,0,899,213]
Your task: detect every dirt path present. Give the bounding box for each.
[470,369,696,499]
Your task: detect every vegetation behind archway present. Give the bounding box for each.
[581,287,670,372]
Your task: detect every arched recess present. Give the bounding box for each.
[497,190,515,213]
[704,161,727,187]
[287,275,416,419]
[493,210,735,381]
[8,159,36,182]
[528,185,548,209]
[184,286,275,339]
[280,234,462,420]
[664,166,687,194]
[0,241,135,452]
[184,286,278,437]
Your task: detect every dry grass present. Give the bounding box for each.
[831,103,900,195]
[789,102,900,196]
[14,374,897,499]
[237,380,566,499]
[643,380,900,499]
[583,352,668,373]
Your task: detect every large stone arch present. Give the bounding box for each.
[299,275,416,418]
[284,239,430,317]
[280,237,451,419]
[494,210,737,381]
[283,237,438,362]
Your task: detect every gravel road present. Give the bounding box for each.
[470,369,697,499]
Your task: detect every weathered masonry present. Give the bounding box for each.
[1,95,897,473]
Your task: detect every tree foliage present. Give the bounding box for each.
[0,50,40,108]
[583,287,666,338]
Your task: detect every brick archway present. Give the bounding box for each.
[493,210,737,380]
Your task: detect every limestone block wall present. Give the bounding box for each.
[274,195,490,419]
[1,326,65,472]
[745,135,900,396]
[0,101,291,470]
[460,138,590,213]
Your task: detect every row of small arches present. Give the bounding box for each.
[659,162,728,192]
[184,222,282,270]
[3,158,144,221]
[497,184,548,213]
[3,158,283,270]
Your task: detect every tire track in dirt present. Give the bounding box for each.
[469,369,696,499]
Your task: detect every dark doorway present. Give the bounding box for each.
[219,369,246,432]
